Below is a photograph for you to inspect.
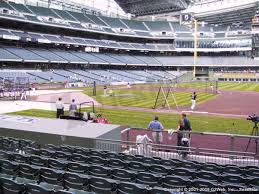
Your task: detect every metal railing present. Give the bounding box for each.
[95,137,259,167]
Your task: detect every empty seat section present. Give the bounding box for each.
[67,11,94,24]
[0,47,22,62]
[29,49,67,63]
[27,5,60,18]
[4,47,47,62]
[120,19,148,31]
[52,50,87,64]
[53,9,77,21]
[145,21,171,31]
[99,16,127,28]
[70,52,106,64]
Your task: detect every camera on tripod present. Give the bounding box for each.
[247,114,259,123]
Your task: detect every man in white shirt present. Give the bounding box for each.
[56,97,64,118]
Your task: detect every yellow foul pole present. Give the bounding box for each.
[193,19,198,78]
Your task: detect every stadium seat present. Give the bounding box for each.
[149,187,173,194]
[199,163,221,174]
[162,175,190,189]
[59,146,74,154]
[26,183,53,194]
[11,153,29,163]
[67,162,88,174]
[38,149,55,158]
[0,177,25,194]
[193,179,218,188]
[63,172,89,191]
[119,153,137,162]
[54,151,72,161]
[88,165,111,178]
[110,168,136,182]
[89,177,117,194]
[194,171,219,182]
[108,158,128,169]
[55,190,75,194]
[29,155,48,167]
[24,147,38,155]
[222,165,244,176]
[39,168,63,190]
[89,150,105,158]
[45,144,59,151]
[220,175,246,189]
[48,159,67,170]
[160,159,179,168]
[0,159,19,176]
[135,172,162,187]
[248,177,259,189]
[103,152,120,160]
[117,182,148,194]
[149,164,171,175]
[139,156,161,164]
[71,154,88,163]
[73,148,89,156]
[170,168,195,179]
[17,163,40,180]
[88,156,107,166]
[128,161,148,172]
[0,150,10,160]
[181,160,201,170]
[245,168,259,177]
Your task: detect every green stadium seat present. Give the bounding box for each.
[38,149,55,158]
[26,183,53,194]
[71,154,88,163]
[170,168,195,179]
[29,155,48,167]
[17,163,40,180]
[63,172,89,191]
[88,165,111,178]
[0,160,19,176]
[162,175,191,189]
[111,168,136,182]
[149,164,171,175]
[136,172,162,187]
[107,158,128,169]
[89,177,117,194]
[0,177,25,194]
[117,182,148,194]
[88,156,107,166]
[67,162,88,174]
[48,159,67,170]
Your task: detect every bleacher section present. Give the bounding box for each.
[0,0,253,43]
[0,136,258,194]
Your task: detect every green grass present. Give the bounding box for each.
[83,87,217,108]
[177,82,259,92]
[8,108,253,135]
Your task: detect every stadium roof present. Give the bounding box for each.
[114,0,191,16]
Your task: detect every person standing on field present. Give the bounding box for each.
[191,92,197,110]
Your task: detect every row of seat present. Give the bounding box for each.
[1,137,259,193]
[2,159,257,194]
[0,161,177,194]
[1,152,259,190]
[21,145,259,178]
[0,137,35,152]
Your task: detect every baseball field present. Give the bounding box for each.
[8,81,259,136]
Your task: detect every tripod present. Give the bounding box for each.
[245,122,258,155]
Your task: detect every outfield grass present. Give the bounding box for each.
[177,81,259,92]
[9,108,253,135]
[83,87,217,108]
